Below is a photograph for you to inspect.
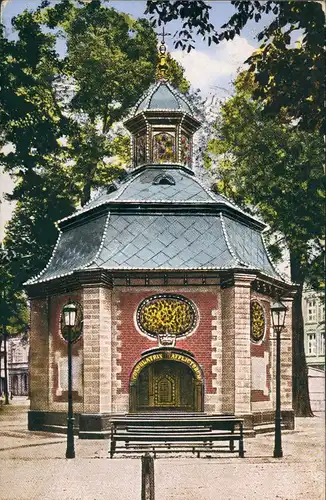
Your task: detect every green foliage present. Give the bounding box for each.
[208,71,323,415]
[146,1,325,133]
[160,53,190,93]
[208,72,324,289]
[0,246,29,336]
[0,0,189,303]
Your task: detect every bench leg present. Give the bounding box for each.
[229,439,235,452]
[239,423,245,457]
[239,438,245,458]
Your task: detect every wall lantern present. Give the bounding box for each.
[271,300,287,332]
[62,301,78,328]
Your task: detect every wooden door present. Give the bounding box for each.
[135,360,198,412]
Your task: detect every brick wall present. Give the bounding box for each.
[221,286,235,413]
[29,298,49,411]
[233,275,253,414]
[111,286,219,413]
[49,293,83,413]
[221,275,255,415]
[82,286,112,414]
[250,294,271,408]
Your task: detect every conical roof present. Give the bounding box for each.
[132,81,193,116]
[25,164,286,286]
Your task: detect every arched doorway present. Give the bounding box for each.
[130,349,204,413]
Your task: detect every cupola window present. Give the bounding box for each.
[153,173,175,185]
[180,134,191,165]
[153,132,176,163]
[135,134,147,165]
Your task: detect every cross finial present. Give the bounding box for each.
[157,26,171,45]
[157,27,171,81]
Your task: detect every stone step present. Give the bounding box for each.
[40,424,77,436]
[254,423,286,434]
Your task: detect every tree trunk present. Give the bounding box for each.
[290,252,313,417]
[81,181,92,207]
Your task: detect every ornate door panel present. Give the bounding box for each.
[134,360,197,412]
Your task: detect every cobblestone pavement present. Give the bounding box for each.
[0,398,324,500]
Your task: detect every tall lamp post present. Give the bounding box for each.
[271,300,287,458]
[62,301,78,459]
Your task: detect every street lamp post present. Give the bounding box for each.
[62,301,78,459]
[271,300,287,458]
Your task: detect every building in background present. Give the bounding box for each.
[303,288,325,370]
[303,288,325,414]
[0,334,29,396]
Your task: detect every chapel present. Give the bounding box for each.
[26,41,295,438]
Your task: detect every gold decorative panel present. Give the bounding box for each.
[137,294,197,338]
[250,301,265,342]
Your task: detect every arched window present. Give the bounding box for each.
[152,132,176,163]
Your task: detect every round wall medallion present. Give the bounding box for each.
[136,294,198,338]
[250,301,265,343]
[60,302,83,343]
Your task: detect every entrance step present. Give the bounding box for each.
[254,423,286,434]
[40,424,78,436]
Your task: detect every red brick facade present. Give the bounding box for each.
[250,298,271,403]
[114,289,218,395]
[49,293,83,403]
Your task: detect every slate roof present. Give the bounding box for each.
[132,81,193,116]
[26,206,281,285]
[60,166,240,222]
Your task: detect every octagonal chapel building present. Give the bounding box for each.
[26,59,295,437]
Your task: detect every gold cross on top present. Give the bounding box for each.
[157,26,171,44]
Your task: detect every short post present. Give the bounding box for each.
[141,453,155,500]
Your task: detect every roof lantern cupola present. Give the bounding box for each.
[124,29,201,170]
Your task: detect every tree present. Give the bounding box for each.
[0,245,29,404]
[1,0,190,291]
[206,72,324,415]
[145,1,325,133]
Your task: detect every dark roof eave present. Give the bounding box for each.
[58,200,266,232]
[25,266,295,297]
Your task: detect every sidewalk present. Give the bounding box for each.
[0,399,324,500]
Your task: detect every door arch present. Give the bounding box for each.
[129,350,204,413]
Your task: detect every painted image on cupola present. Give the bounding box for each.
[180,134,191,165]
[135,134,147,165]
[152,132,175,163]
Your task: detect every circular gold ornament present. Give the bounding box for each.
[137,294,197,338]
[60,302,83,343]
[250,301,265,342]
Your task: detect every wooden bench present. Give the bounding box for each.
[109,415,245,458]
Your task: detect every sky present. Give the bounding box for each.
[0,0,273,240]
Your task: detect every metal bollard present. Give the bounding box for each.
[141,452,155,500]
